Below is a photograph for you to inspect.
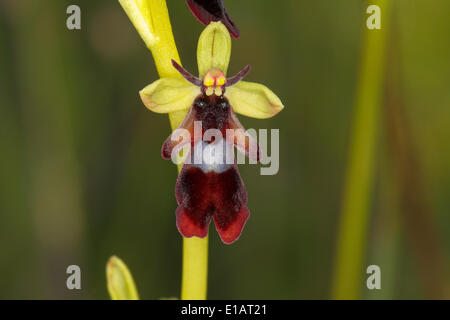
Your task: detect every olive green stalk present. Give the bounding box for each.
[118,0,208,300]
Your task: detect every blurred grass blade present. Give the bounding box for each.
[332,0,392,299]
[106,256,140,300]
[118,0,181,79]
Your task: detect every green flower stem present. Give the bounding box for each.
[181,236,209,299]
[118,0,208,300]
[331,0,392,299]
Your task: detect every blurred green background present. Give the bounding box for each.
[0,0,449,299]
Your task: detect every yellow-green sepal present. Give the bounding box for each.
[226,81,284,119]
[197,22,231,78]
[106,256,139,300]
[140,78,200,113]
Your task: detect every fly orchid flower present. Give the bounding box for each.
[186,0,240,38]
[140,22,283,244]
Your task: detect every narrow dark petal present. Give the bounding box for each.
[225,64,251,87]
[186,0,240,38]
[171,59,203,87]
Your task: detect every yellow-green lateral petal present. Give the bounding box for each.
[140,78,200,113]
[226,81,284,119]
[197,22,231,77]
[106,256,139,300]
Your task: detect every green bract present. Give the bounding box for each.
[106,256,139,300]
[140,21,284,119]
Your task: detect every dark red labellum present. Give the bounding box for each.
[161,61,261,244]
[186,0,240,38]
